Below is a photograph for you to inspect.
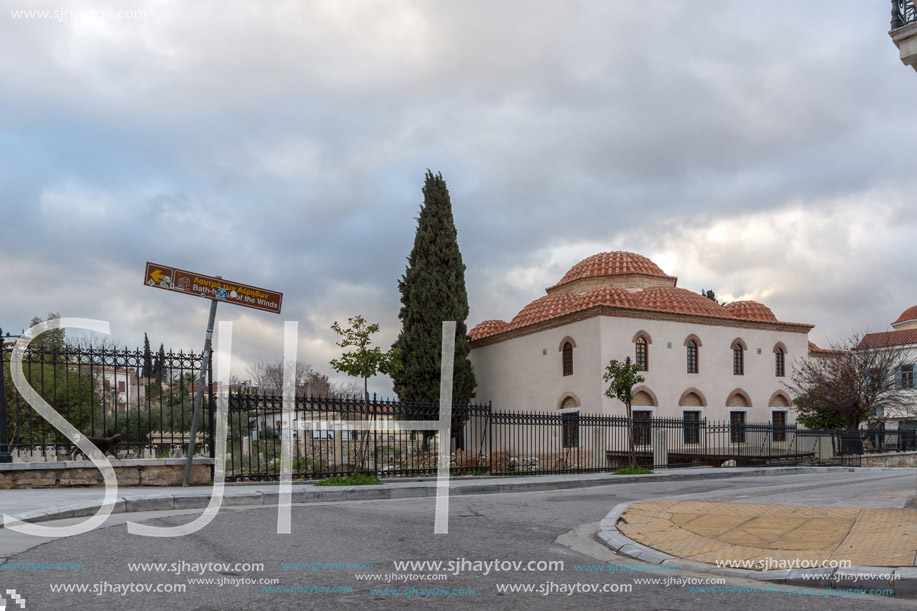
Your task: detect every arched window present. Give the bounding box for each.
[775,347,785,377]
[562,342,573,376]
[635,337,648,371]
[733,342,744,375]
[687,340,698,374]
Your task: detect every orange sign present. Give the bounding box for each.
[143,262,283,314]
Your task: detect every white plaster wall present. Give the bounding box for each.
[470,314,809,424]
[470,318,603,414]
[598,317,808,422]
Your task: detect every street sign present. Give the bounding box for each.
[143,262,283,314]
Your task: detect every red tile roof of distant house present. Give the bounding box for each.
[857,330,917,350]
[894,305,917,326]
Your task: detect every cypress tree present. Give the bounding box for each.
[392,171,476,447]
[142,333,153,378]
[153,343,166,382]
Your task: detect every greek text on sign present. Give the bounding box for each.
[144,262,283,314]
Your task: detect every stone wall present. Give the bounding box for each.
[0,459,213,489]
[860,452,917,468]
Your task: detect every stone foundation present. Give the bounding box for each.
[0,459,213,489]
[860,451,917,468]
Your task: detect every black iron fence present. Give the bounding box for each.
[5,340,916,478]
[225,391,491,482]
[1,343,213,461]
[225,394,917,481]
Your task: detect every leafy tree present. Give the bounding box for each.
[330,315,401,471]
[29,313,65,360]
[785,333,910,429]
[3,314,97,447]
[791,387,847,430]
[392,170,476,448]
[700,289,726,306]
[604,357,645,467]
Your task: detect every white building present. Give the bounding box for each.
[858,306,917,430]
[469,252,814,432]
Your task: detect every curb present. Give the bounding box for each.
[0,465,890,530]
[595,501,917,599]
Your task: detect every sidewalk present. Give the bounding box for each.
[596,498,917,598]
[0,465,852,528]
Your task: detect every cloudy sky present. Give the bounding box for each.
[2,1,915,394]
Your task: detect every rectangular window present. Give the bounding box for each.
[902,365,914,389]
[562,343,573,376]
[118,380,126,392]
[733,346,744,375]
[104,379,111,391]
[561,411,579,448]
[683,411,701,444]
[635,340,648,371]
[730,411,746,443]
[633,410,652,446]
[687,342,698,374]
[772,411,787,442]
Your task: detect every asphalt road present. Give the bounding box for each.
[2,471,916,610]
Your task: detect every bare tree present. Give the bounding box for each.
[330,380,362,397]
[785,332,912,429]
[247,360,330,396]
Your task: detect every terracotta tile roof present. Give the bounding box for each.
[857,330,917,350]
[725,300,778,322]
[469,288,636,340]
[547,251,675,291]
[468,252,813,342]
[894,305,917,325]
[468,320,509,340]
[807,340,838,356]
[632,287,731,319]
[509,288,637,328]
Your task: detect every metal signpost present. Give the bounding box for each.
[143,262,283,486]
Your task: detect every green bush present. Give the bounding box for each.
[613,466,653,475]
[314,473,382,486]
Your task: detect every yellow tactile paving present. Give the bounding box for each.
[618,501,917,569]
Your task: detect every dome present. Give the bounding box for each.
[725,300,778,322]
[636,287,735,319]
[893,305,917,328]
[547,251,676,293]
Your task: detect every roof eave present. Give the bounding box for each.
[470,305,814,348]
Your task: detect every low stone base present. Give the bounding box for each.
[0,459,213,488]
[860,451,917,468]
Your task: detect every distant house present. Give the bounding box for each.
[67,364,145,411]
[469,251,814,433]
[857,306,917,430]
